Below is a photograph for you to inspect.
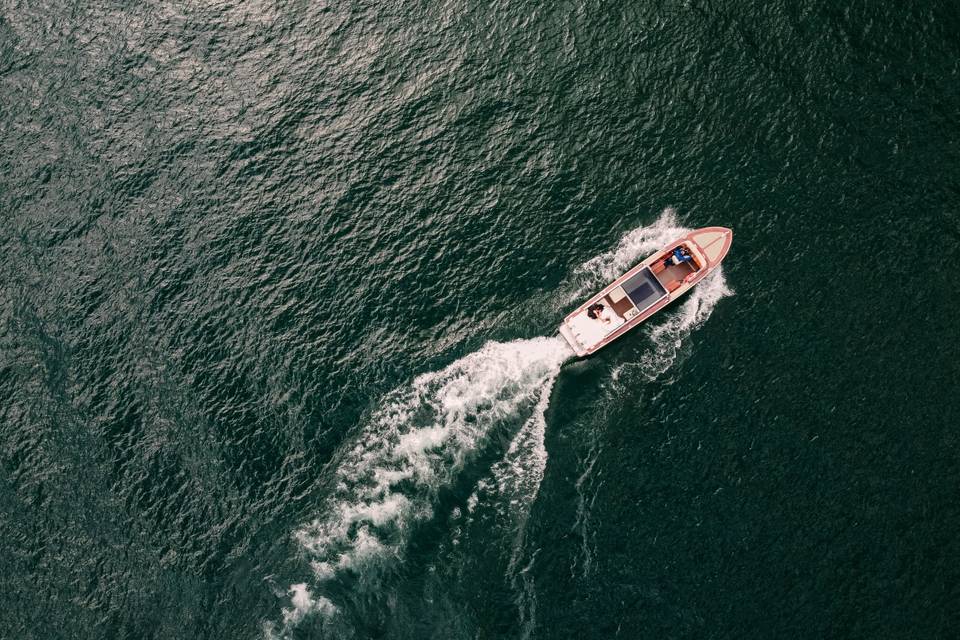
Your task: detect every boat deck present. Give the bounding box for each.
[651,260,697,291]
[606,293,635,317]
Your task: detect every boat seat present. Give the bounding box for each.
[666,280,683,292]
[608,286,628,303]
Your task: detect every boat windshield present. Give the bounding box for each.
[621,267,668,312]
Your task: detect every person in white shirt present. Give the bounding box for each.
[587,303,617,326]
[600,305,617,325]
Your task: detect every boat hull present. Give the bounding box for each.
[559,226,732,357]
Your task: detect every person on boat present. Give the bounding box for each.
[587,303,616,326]
[665,246,693,266]
[599,305,617,325]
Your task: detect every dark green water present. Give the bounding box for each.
[3,1,960,638]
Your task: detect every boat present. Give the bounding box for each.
[559,227,732,357]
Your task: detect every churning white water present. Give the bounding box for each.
[266,337,573,637]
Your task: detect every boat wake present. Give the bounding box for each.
[265,209,733,638]
[265,337,573,637]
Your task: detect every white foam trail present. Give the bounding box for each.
[470,374,559,640]
[278,583,336,626]
[266,336,573,637]
[497,377,556,573]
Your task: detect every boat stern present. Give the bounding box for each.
[558,321,587,357]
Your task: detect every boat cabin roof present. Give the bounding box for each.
[621,267,667,312]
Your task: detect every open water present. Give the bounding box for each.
[2,2,959,639]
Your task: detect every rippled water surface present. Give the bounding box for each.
[2,2,959,638]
